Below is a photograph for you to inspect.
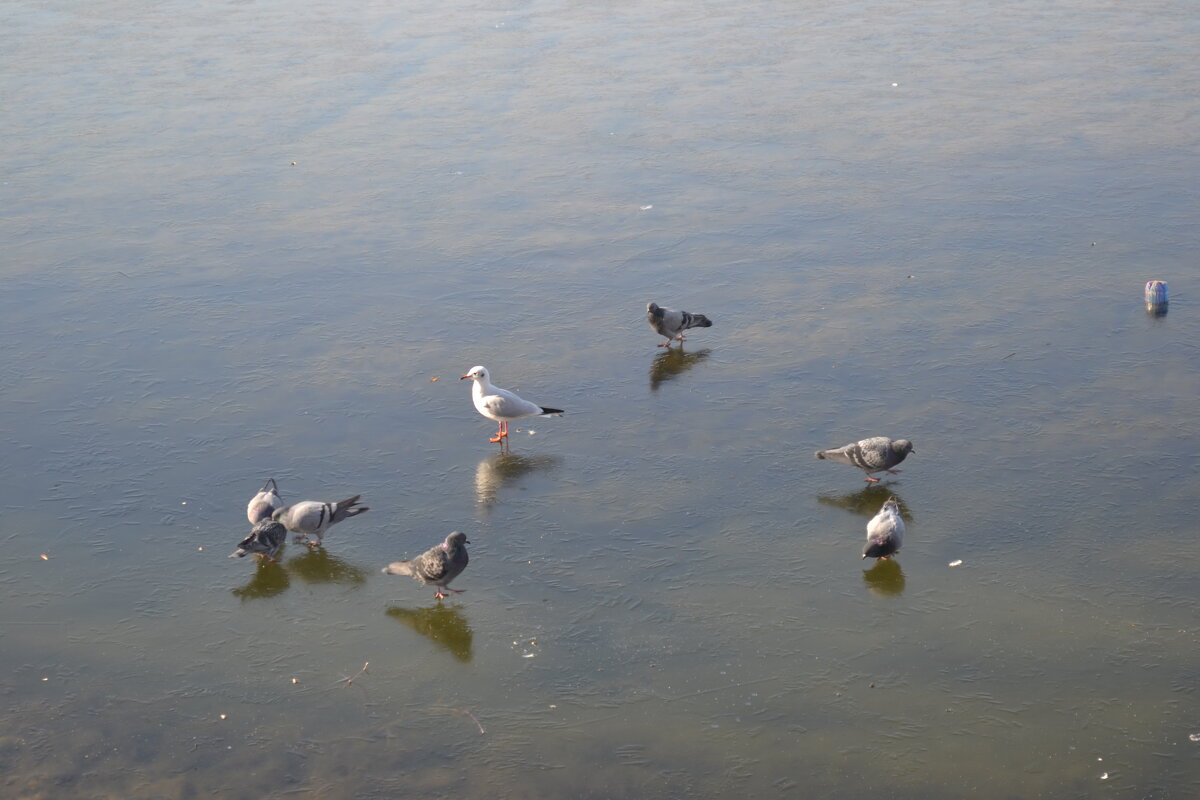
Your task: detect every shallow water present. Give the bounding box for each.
[3,0,1199,797]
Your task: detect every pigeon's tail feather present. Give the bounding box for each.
[684,312,713,329]
[382,561,414,577]
[815,450,827,460]
[538,407,565,416]
[332,495,367,523]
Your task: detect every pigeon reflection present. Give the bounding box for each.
[475,451,560,505]
[817,484,912,521]
[285,547,369,586]
[386,604,474,662]
[649,347,711,391]
[231,559,290,600]
[862,558,906,597]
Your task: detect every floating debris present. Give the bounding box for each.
[1190,733,1200,742]
[948,559,963,567]
[430,377,439,382]
[40,554,48,561]
[640,204,653,210]
[219,714,227,720]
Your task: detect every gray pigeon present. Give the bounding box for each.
[863,496,904,560]
[815,437,914,483]
[382,531,470,600]
[272,495,369,547]
[647,302,713,347]
[229,519,287,562]
[246,477,284,524]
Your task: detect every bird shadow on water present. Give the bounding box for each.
[386,604,474,662]
[862,558,906,597]
[285,547,369,586]
[817,484,913,520]
[475,451,561,506]
[231,559,291,600]
[649,347,711,391]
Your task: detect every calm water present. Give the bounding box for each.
[3,0,1199,797]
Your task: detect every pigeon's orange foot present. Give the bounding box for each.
[886,469,902,475]
[434,591,446,600]
[658,342,671,347]
[865,476,881,483]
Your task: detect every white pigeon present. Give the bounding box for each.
[863,496,904,560]
[460,365,563,443]
[272,495,369,547]
[246,478,283,524]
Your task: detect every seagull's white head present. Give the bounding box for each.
[460,365,489,383]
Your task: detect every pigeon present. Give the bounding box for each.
[460,365,563,443]
[863,496,904,560]
[815,437,914,483]
[246,477,283,524]
[647,302,712,347]
[229,519,287,562]
[383,531,470,600]
[272,495,369,547]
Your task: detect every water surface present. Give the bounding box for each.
[3,0,1199,797]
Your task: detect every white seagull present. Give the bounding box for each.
[460,365,564,443]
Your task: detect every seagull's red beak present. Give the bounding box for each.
[460,374,470,380]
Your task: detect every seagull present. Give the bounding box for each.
[229,519,287,563]
[863,496,904,560]
[246,477,283,524]
[272,495,369,547]
[383,531,470,600]
[647,302,712,347]
[815,437,914,483]
[460,365,563,443]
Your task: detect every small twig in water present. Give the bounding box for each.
[1001,352,1016,360]
[461,709,486,734]
[341,661,369,688]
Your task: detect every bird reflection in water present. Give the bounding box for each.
[817,484,912,521]
[231,559,290,600]
[475,451,560,505]
[386,604,474,662]
[862,558,906,597]
[285,547,369,586]
[649,347,711,391]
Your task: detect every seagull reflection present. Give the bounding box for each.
[475,451,560,505]
[231,560,290,600]
[862,558,906,597]
[285,547,369,586]
[817,484,912,521]
[386,604,474,662]
[649,347,711,391]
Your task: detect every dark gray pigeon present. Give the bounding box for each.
[647,302,712,347]
[229,519,287,562]
[863,496,904,560]
[382,531,470,600]
[815,436,914,483]
[272,495,369,547]
[246,477,284,524]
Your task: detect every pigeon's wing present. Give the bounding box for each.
[284,501,327,532]
[657,307,686,336]
[481,387,542,419]
[857,437,896,470]
[412,546,453,584]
